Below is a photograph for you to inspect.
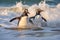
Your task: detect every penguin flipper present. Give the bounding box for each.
[41,17,47,22]
[29,18,34,24]
[9,17,20,22]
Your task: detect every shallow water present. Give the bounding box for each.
[0,26,60,40]
[0,0,60,40]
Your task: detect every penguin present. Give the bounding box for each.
[9,9,34,29]
[29,9,47,22]
[9,9,43,30]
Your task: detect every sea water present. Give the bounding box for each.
[0,0,60,40]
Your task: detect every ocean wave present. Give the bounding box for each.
[0,1,60,27]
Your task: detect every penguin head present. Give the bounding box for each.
[21,9,30,17]
[36,9,43,15]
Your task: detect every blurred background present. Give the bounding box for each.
[0,0,60,6]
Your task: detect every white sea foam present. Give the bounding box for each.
[0,1,60,40]
[0,1,60,27]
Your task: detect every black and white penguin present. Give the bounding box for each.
[10,9,33,23]
[29,9,47,22]
[9,9,43,29]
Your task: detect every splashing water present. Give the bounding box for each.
[0,1,60,27]
[0,1,60,40]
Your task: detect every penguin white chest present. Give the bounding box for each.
[34,15,42,27]
[18,16,28,28]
